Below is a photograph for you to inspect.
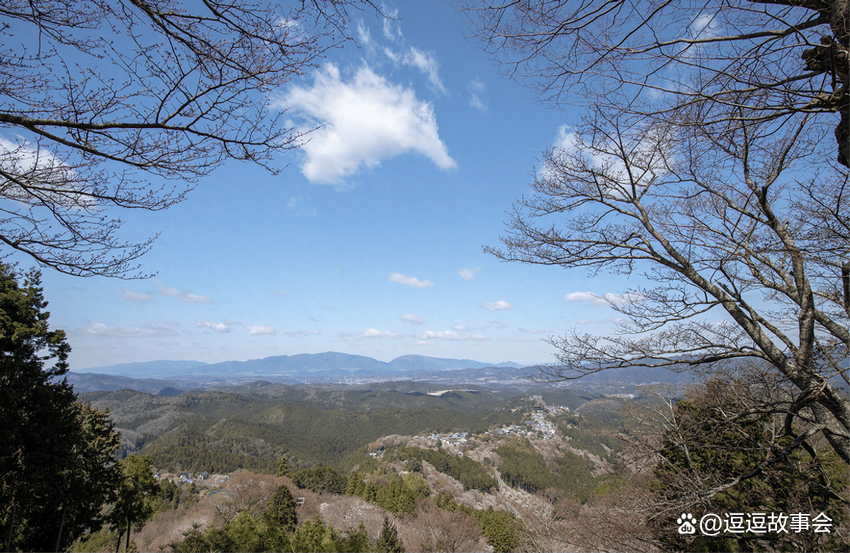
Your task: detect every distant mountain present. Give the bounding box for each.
[66,372,209,394]
[74,359,208,377]
[75,352,524,380]
[388,354,521,372]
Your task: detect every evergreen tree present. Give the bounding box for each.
[276,455,290,477]
[288,517,343,553]
[264,484,297,533]
[111,455,158,552]
[345,472,361,496]
[0,264,121,551]
[376,517,404,553]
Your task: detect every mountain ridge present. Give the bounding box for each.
[74,352,525,379]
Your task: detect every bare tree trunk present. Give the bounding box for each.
[54,507,65,553]
[4,501,14,553]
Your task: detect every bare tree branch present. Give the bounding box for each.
[0,0,381,277]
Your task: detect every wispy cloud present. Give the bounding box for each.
[399,314,424,325]
[386,47,447,93]
[156,280,213,303]
[483,300,513,311]
[452,325,470,331]
[81,321,178,338]
[458,267,480,281]
[389,272,434,288]
[271,289,288,298]
[564,291,643,307]
[361,328,404,339]
[489,320,508,329]
[279,64,455,185]
[468,78,487,110]
[519,328,550,334]
[195,320,234,333]
[356,20,376,52]
[382,9,402,41]
[284,329,318,337]
[419,330,488,341]
[248,325,277,335]
[121,290,154,303]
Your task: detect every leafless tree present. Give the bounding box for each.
[458,0,849,167]
[484,103,850,464]
[0,0,380,277]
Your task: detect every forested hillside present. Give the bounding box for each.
[84,386,568,473]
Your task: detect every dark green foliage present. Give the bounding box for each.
[341,523,370,553]
[376,517,404,553]
[265,484,297,532]
[651,397,849,553]
[141,440,278,475]
[276,455,290,477]
[291,464,346,494]
[111,455,159,551]
[475,507,522,553]
[173,513,369,553]
[435,494,522,552]
[91,387,491,473]
[173,512,290,553]
[495,439,595,500]
[69,528,120,553]
[557,414,621,460]
[348,472,424,514]
[398,447,497,492]
[0,265,121,551]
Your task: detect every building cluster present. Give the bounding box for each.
[405,399,569,448]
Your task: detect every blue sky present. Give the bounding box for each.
[29,2,641,369]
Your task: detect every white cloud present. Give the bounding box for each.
[483,300,513,311]
[399,314,424,325]
[489,320,508,329]
[549,124,670,196]
[519,328,550,334]
[382,9,402,41]
[564,291,644,307]
[195,320,232,333]
[468,78,487,110]
[279,64,456,184]
[156,280,213,303]
[284,329,318,337]
[576,319,592,324]
[271,289,288,298]
[452,325,469,331]
[419,330,488,341]
[388,272,434,288]
[361,328,404,339]
[0,136,95,209]
[458,267,480,281]
[389,47,446,93]
[121,290,154,303]
[81,321,178,338]
[356,20,376,51]
[249,325,278,335]
[690,12,720,39]
[564,291,600,303]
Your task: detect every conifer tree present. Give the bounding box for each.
[276,456,290,478]
[264,484,297,533]
[0,264,121,551]
[376,517,404,553]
